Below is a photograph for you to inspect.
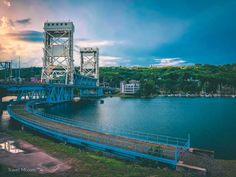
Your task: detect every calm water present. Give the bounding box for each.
[43,97,236,159]
[0,97,232,159]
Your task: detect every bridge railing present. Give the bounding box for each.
[8,104,178,164]
[26,101,190,149]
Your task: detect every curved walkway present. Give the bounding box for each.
[8,102,189,166]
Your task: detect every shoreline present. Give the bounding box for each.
[111,94,236,99]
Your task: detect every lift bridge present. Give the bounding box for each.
[0,21,103,103]
[0,21,190,167]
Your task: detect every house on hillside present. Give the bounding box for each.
[120,80,140,94]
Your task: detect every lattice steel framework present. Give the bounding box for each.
[2,84,73,103]
[80,47,99,86]
[16,89,47,102]
[46,85,74,103]
[41,22,74,85]
[0,61,12,81]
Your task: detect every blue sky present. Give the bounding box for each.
[0,0,235,66]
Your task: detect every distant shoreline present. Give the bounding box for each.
[116,94,236,98]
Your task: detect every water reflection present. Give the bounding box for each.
[43,97,236,159]
[0,140,24,153]
[1,111,10,130]
[2,96,17,102]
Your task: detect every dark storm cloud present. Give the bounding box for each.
[15,18,31,25]
[8,30,43,42]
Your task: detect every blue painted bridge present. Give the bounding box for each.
[0,74,103,103]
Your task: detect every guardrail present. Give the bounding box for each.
[8,103,178,162]
[26,100,190,149]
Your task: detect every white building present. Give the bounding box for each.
[120,80,140,94]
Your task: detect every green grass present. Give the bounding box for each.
[1,130,199,177]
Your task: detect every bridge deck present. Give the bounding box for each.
[8,103,183,165]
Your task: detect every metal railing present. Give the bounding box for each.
[25,101,190,149]
[8,104,178,161]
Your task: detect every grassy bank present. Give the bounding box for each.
[0,129,200,177]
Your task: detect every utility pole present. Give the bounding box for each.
[10,60,12,81]
[18,56,21,82]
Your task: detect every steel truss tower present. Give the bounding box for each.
[80,47,99,86]
[0,61,12,81]
[41,22,74,84]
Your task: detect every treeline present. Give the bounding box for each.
[0,67,41,80]
[1,64,236,96]
[100,64,236,96]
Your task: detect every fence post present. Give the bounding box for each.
[188,133,190,148]
[175,147,179,164]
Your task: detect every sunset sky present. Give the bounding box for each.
[0,0,236,67]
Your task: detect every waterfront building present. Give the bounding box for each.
[120,80,140,94]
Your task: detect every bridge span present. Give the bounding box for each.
[0,73,103,103]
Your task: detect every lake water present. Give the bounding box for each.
[1,97,235,159]
[42,97,236,160]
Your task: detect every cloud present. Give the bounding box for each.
[7,30,43,42]
[15,18,31,25]
[3,0,11,7]
[152,58,187,66]
[99,55,121,66]
[76,39,125,47]
[0,16,43,65]
[74,39,126,66]
[100,56,120,60]
[0,16,14,35]
[0,44,4,52]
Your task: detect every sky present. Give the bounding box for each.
[0,0,236,67]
